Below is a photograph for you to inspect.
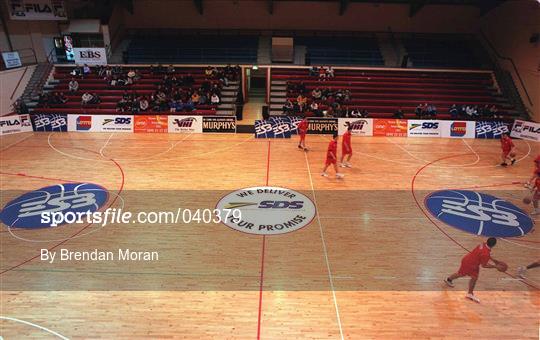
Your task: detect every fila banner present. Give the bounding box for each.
[338,118,373,136]
[7,0,67,20]
[439,121,476,139]
[510,120,540,142]
[407,120,441,137]
[168,115,203,133]
[73,48,107,65]
[0,114,33,135]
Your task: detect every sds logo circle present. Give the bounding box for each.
[216,186,316,235]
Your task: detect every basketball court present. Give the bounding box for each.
[1,131,538,338]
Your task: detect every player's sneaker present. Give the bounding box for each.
[298,145,303,149]
[321,172,329,177]
[500,163,508,167]
[511,159,516,165]
[517,266,527,279]
[339,163,347,168]
[465,293,480,303]
[336,173,345,179]
[345,162,352,168]
[303,147,309,152]
[443,278,454,287]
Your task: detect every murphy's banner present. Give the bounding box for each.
[202,116,236,133]
[510,120,540,142]
[338,118,373,136]
[73,48,107,65]
[0,114,33,135]
[307,117,337,135]
[7,0,67,20]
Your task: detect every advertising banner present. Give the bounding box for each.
[168,116,203,133]
[7,0,67,20]
[475,121,510,139]
[338,118,373,136]
[202,116,236,133]
[134,115,168,133]
[254,117,292,138]
[307,117,337,135]
[510,120,540,142]
[73,47,107,65]
[373,119,408,137]
[407,120,441,138]
[31,113,67,132]
[0,114,32,135]
[439,121,476,138]
[67,115,134,132]
[2,52,22,68]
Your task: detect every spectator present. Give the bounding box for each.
[394,108,404,119]
[310,101,320,116]
[415,103,422,118]
[12,98,28,114]
[297,81,307,95]
[191,91,200,105]
[83,64,91,75]
[318,66,327,81]
[139,96,149,112]
[70,66,82,77]
[449,104,458,119]
[283,99,294,115]
[312,87,322,100]
[38,92,50,108]
[81,92,94,105]
[324,65,335,78]
[127,69,136,81]
[68,78,79,92]
[210,93,220,105]
[297,94,307,109]
[167,65,175,75]
[205,66,213,78]
[309,66,318,77]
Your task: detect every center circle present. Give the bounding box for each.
[216,186,316,235]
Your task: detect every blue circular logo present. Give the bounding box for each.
[0,183,109,229]
[425,190,533,237]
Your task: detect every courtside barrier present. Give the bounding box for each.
[510,120,540,142]
[0,114,32,135]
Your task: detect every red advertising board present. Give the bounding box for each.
[373,119,408,137]
[134,115,168,133]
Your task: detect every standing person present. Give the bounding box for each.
[297,117,309,151]
[322,133,344,179]
[444,238,506,303]
[340,122,353,168]
[500,133,516,166]
[517,260,540,278]
[528,169,540,215]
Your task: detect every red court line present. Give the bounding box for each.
[0,150,125,275]
[257,140,271,340]
[0,171,79,183]
[411,153,539,290]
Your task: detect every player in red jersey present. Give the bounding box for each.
[321,133,344,179]
[500,133,516,166]
[340,123,353,168]
[530,171,540,215]
[526,155,540,189]
[297,117,309,151]
[444,238,506,303]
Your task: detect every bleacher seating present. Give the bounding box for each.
[269,68,516,119]
[33,66,238,116]
[126,35,258,64]
[296,36,384,66]
[402,36,487,69]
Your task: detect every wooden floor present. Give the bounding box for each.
[1,132,539,339]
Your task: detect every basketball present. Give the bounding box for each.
[497,261,508,272]
[523,197,532,205]
[510,152,516,158]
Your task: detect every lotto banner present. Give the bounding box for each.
[307,118,337,135]
[31,113,67,132]
[407,120,441,138]
[134,115,168,133]
[168,115,203,133]
[338,118,373,136]
[0,114,33,135]
[439,121,476,138]
[202,116,236,133]
[510,120,540,142]
[67,115,134,132]
[373,119,407,137]
[475,121,510,139]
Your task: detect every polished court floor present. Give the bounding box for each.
[0,132,539,339]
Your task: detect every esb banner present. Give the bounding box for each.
[168,116,203,133]
[475,121,510,139]
[439,121,476,138]
[338,118,373,136]
[407,120,441,138]
[202,116,236,133]
[73,48,107,65]
[254,117,292,138]
[8,0,68,20]
[307,118,337,134]
[510,120,540,142]
[0,114,32,135]
[373,119,407,137]
[134,115,168,133]
[68,115,133,132]
[31,113,67,132]
[2,52,22,68]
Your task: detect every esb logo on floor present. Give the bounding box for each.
[407,120,441,137]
